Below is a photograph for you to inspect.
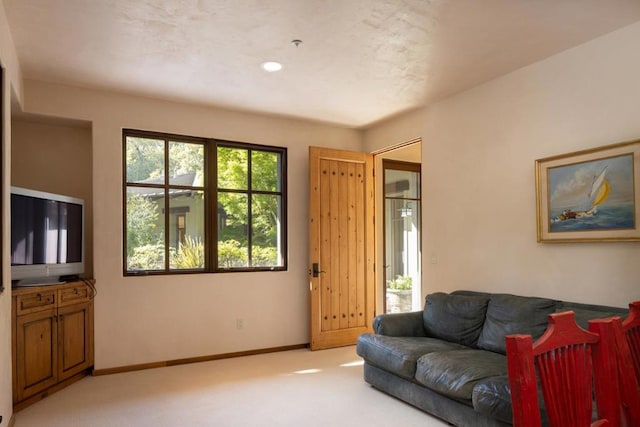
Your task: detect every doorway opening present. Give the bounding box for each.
[382,159,421,313]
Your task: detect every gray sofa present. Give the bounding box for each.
[356,290,627,426]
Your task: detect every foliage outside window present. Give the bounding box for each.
[217,145,284,269]
[386,275,412,291]
[124,130,286,274]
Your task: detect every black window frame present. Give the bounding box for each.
[123,129,287,275]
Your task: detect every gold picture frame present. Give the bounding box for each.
[536,139,640,242]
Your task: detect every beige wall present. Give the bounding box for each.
[365,22,640,307]
[22,80,363,369]
[11,119,93,278]
[0,2,21,103]
[1,0,22,421]
[0,68,11,427]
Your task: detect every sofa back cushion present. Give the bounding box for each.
[556,307,625,329]
[555,301,627,329]
[423,292,490,347]
[477,294,556,354]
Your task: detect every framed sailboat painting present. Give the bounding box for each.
[536,139,640,242]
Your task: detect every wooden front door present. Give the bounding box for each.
[309,147,375,350]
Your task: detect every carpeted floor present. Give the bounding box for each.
[13,346,449,426]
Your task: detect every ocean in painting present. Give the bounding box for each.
[550,202,635,232]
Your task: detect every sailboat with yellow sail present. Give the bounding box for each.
[553,166,610,221]
[584,166,610,214]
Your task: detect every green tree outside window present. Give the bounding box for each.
[216,145,283,268]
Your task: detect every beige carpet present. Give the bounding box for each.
[14,346,449,426]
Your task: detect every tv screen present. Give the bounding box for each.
[11,187,84,285]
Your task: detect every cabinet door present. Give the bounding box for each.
[58,301,93,380]
[15,308,58,401]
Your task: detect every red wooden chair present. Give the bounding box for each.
[622,301,640,383]
[506,311,616,427]
[589,311,640,427]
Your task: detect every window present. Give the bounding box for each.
[216,143,285,269]
[123,130,286,274]
[383,160,421,313]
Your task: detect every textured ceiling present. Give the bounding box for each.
[5,0,640,128]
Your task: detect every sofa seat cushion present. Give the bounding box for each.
[423,292,490,347]
[473,376,551,425]
[414,349,507,400]
[472,376,513,424]
[356,334,468,380]
[477,294,556,354]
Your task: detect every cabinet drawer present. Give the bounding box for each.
[16,291,56,315]
[59,286,90,306]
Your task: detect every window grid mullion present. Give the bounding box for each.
[211,141,218,271]
[164,138,170,272]
[247,148,253,268]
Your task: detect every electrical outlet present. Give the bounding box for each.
[236,319,244,330]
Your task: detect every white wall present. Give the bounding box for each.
[0,1,22,422]
[22,80,362,369]
[365,22,640,307]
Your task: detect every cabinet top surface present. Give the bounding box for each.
[12,279,96,296]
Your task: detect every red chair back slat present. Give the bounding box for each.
[622,301,640,383]
[535,344,593,426]
[506,334,542,427]
[590,313,640,427]
[506,311,610,427]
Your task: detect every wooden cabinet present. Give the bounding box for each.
[58,301,93,380]
[12,280,95,409]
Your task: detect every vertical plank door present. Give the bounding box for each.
[309,147,375,350]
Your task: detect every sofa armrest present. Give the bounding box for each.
[373,311,426,337]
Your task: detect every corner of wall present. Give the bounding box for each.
[0,1,20,421]
[0,60,13,427]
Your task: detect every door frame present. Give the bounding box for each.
[372,139,422,315]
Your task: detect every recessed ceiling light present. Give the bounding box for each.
[262,61,282,72]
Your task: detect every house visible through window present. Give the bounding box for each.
[123,129,287,274]
[176,213,187,245]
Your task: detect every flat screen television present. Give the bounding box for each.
[11,186,85,286]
